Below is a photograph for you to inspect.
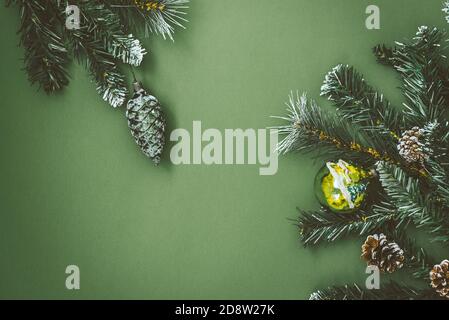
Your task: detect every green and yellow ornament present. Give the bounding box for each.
[314,160,371,213]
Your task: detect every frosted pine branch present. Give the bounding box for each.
[111,34,147,66]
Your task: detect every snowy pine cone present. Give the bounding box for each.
[126,82,166,165]
[361,234,405,273]
[430,259,449,299]
[397,127,430,164]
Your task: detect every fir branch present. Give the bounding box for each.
[320,65,403,164]
[309,281,440,300]
[320,64,403,136]
[376,161,426,218]
[74,1,147,66]
[109,0,189,41]
[10,0,70,93]
[376,161,449,243]
[296,204,402,246]
[392,27,449,125]
[273,93,399,166]
[68,24,128,108]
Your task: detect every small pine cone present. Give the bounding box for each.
[397,127,428,164]
[361,234,405,273]
[126,82,166,165]
[430,260,449,299]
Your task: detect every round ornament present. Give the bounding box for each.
[314,160,370,213]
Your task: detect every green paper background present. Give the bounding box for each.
[0,0,446,299]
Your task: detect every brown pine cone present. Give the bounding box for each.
[430,260,449,299]
[361,234,405,273]
[397,127,429,164]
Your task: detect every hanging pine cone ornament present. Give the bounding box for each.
[430,259,449,299]
[397,127,430,164]
[126,82,166,165]
[314,160,372,213]
[361,234,405,273]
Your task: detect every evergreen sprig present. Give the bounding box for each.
[109,0,189,41]
[296,204,401,246]
[12,0,70,93]
[320,64,403,163]
[320,64,403,134]
[77,2,146,67]
[69,25,129,108]
[376,161,449,243]
[6,0,189,107]
[376,27,449,125]
[273,93,396,166]
[67,1,148,107]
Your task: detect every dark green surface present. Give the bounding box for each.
[0,0,446,299]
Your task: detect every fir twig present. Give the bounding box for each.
[68,22,128,108]
[320,64,404,164]
[376,161,449,243]
[109,0,189,41]
[10,0,70,93]
[273,93,396,166]
[76,1,147,66]
[393,27,449,125]
[320,64,404,136]
[296,205,401,246]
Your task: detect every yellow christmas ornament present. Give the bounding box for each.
[314,160,370,213]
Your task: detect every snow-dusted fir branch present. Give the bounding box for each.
[272,92,394,165]
[76,2,148,68]
[7,0,191,107]
[376,161,449,243]
[375,161,426,219]
[97,76,128,108]
[296,205,400,246]
[111,35,147,66]
[272,92,347,155]
[271,92,307,155]
[394,26,449,125]
[134,0,189,40]
[320,64,403,134]
[111,0,189,41]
